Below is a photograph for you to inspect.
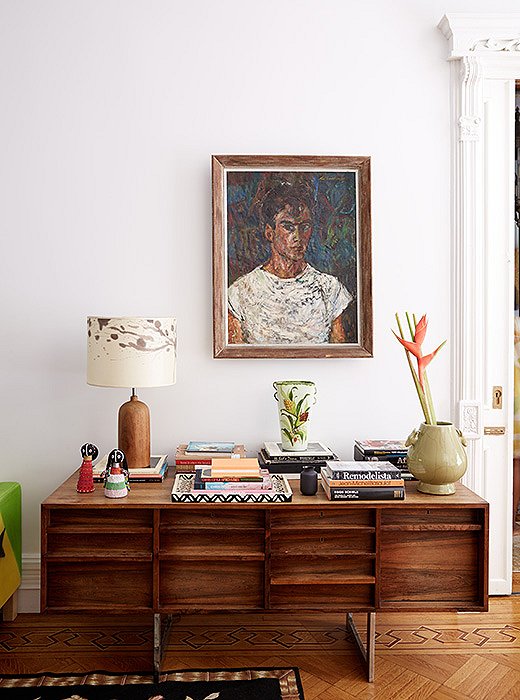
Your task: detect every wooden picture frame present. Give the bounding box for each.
[213,155,372,358]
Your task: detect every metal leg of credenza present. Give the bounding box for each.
[153,613,177,682]
[346,612,376,682]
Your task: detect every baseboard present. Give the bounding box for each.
[489,577,512,596]
[19,554,40,613]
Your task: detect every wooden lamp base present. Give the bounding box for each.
[118,393,150,469]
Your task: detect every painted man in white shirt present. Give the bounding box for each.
[228,182,353,345]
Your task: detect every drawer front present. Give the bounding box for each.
[271,508,374,529]
[160,560,263,609]
[161,529,264,556]
[382,507,482,526]
[49,509,153,529]
[271,555,374,580]
[380,530,481,604]
[270,583,374,610]
[47,532,152,557]
[46,561,152,609]
[271,530,374,556]
[161,509,264,529]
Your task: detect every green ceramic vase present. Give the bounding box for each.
[406,421,468,495]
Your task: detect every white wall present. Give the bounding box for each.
[1,0,517,571]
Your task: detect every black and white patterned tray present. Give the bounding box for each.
[171,473,293,502]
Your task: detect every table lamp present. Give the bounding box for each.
[87,316,176,469]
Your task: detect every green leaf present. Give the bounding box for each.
[296,394,310,417]
[282,428,293,441]
[289,387,295,401]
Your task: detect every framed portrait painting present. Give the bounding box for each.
[212,155,372,358]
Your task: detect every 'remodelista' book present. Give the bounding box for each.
[323,460,401,481]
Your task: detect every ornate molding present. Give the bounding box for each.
[471,37,520,52]
[458,116,481,141]
[458,400,481,439]
[439,14,520,58]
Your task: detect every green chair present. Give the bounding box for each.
[0,482,21,621]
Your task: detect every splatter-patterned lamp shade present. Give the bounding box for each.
[87,317,177,388]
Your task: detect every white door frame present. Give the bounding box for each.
[439,14,520,594]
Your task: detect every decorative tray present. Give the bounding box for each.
[171,473,293,503]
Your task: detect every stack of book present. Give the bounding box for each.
[92,454,168,483]
[354,439,416,481]
[171,457,292,502]
[321,460,405,500]
[258,441,338,473]
[175,442,246,473]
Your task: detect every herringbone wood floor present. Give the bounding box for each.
[1,597,520,698]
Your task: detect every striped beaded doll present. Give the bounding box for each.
[103,449,130,499]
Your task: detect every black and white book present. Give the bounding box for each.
[353,444,407,467]
[323,460,401,481]
[263,441,335,461]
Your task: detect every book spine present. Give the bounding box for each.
[354,445,407,466]
[326,470,401,480]
[325,478,404,488]
[322,482,405,500]
[201,476,263,482]
[175,458,212,465]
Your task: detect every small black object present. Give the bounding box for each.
[80,443,99,461]
[300,465,318,496]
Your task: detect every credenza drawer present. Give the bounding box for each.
[381,508,481,526]
[46,561,153,610]
[271,530,374,556]
[161,509,264,529]
[271,508,374,530]
[270,583,374,609]
[48,508,153,529]
[160,528,264,557]
[271,554,374,581]
[160,559,263,609]
[47,531,152,557]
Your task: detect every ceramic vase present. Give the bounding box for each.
[300,465,318,495]
[406,421,468,495]
[273,380,317,451]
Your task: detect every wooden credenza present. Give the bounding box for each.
[41,475,488,681]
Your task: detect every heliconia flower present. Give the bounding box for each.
[299,411,309,422]
[414,315,428,346]
[392,330,422,358]
[392,314,428,359]
[417,341,447,389]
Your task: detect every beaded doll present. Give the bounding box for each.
[103,449,130,499]
[76,443,99,493]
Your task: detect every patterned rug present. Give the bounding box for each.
[0,668,304,699]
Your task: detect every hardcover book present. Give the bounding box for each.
[259,447,337,464]
[199,466,266,482]
[175,443,246,464]
[353,444,408,467]
[258,450,330,474]
[263,441,334,459]
[354,439,407,454]
[194,468,272,491]
[171,473,293,503]
[323,460,401,481]
[186,441,235,453]
[210,457,260,476]
[321,477,405,501]
[93,454,168,480]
